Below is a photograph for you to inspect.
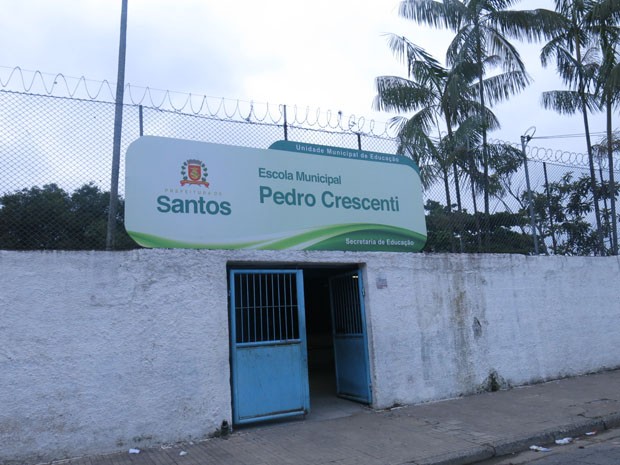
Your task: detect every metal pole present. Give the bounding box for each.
[283,105,288,141]
[599,164,612,250]
[521,135,539,254]
[543,162,557,254]
[106,0,129,251]
[356,133,362,151]
[606,101,618,255]
[139,104,144,137]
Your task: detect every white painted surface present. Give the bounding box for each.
[0,250,232,464]
[1,250,619,463]
[365,254,620,407]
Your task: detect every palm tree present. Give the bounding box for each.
[588,0,620,255]
[399,0,562,248]
[540,0,606,254]
[374,35,489,251]
[374,36,472,209]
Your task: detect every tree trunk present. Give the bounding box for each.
[607,97,618,255]
[582,97,605,255]
[575,34,605,255]
[453,162,462,211]
[475,26,490,251]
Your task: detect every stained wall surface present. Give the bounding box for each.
[1,250,619,463]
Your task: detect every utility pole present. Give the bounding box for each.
[106,0,129,250]
[521,127,539,255]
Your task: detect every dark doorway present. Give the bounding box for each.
[303,267,369,420]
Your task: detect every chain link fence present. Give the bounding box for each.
[1,87,618,255]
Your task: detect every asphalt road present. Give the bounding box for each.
[476,428,620,465]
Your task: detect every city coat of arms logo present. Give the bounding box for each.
[180,159,210,187]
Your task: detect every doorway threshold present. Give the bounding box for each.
[306,393,369,422]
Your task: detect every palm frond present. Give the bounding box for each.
[399,0,465,31]
[454,114,485,143]
[593,130,620,155]
[491,9,567,42]
[588,0,620,24]
[540,35,568,67]
[450,59,480,81]
[541,89,600,114]
[485,26,528,74]
[393,106,440,140]
[548,46,598,88]
[374,76,436,113]
[384,33,444,77]
[477,70,530,104]
[582,46,602,66]
[446,24,477,67]
[483,54,502,68]
[487,0,522,10]
[392,118,444,188]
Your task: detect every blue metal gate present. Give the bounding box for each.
[229,269,310,424]
[329,271,372,403]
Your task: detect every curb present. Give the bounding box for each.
[415,446,494,465]
[419,414,619,465]
[603,412,620,429]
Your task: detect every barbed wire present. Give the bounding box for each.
[2,65,619,171]
[0,66,396,137]
[0,66,116,100]
[487,137,620,169]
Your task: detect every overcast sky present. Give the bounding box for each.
[0,0,610,154]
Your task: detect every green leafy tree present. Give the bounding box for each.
[531,172,618,255]
[422,199,535,254]
[0,184,72,249]
[0,183,136,250]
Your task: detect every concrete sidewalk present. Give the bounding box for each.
[47,370,620,465]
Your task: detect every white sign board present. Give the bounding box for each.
[124,136,426,252]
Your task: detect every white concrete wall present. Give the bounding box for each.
[1,250,619,463]
[365,254,620,408]
[0,250,232,464]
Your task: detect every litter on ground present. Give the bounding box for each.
[529,445,552,452]
[128,449,140,454]
[555,437,572,445]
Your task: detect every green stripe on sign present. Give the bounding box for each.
[127,223,426,252]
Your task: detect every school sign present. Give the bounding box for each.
[124,136,427,252]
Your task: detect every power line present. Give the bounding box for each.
[533,131,609,140]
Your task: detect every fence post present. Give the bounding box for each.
[283,105,288,141]
[543,162,557,254]
[521,135,539,255]
[357,133,362,151]
[106,0,129,251]
[598,163,614,250]
[139,104,144,137]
